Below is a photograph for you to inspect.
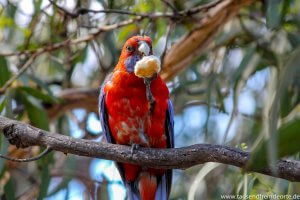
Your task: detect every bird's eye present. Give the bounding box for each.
[126,45,134,52]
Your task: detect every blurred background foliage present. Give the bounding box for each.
[0,0,300,199]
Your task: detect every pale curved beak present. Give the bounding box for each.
[138,41,150,56]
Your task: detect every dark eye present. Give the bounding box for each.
[126,45,134,52]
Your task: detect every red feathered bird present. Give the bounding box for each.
[99,36,174,200]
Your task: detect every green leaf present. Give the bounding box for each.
[248,47,300,170]
[37,147,54,200]
[27,74,55,97]
[0,97,6,113]
[280,80,300,118]
[268,46,300,153]
[6,2,17,19]
[266,0,282,29]
[0,134,9,173]
[18,86,58,104]
[25,99,49,130]
[71,46,88,65]
[0,56,11,87]
[18,91,50,131]
[4,90,13,118]
[4,177,15,200]
[248,118,300,170]
[287,32,300,48]
[34,0,43,13]
[154,19,166,46]
[280,0,292,23]
[232,47,256,85]
[37,164,51,200]
[277,118,300,156]
[118,24,138,46]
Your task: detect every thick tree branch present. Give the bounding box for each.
[0,116,299,182]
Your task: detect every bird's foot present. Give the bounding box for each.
[131,144,140,156]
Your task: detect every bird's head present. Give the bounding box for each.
[121,35,152,60]
[118,36,160,79]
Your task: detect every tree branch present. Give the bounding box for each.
[161,0,256,81]
[0,54,38,94]
[0,17,143,57]
[49,0,220,19]
[0,116,299,182]
[0,147,52,162]
[0,0,257,117]
[49,0,173,19]
[44,0,257,119]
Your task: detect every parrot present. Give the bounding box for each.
[99,35,174,200]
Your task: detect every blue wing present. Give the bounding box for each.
[166,99,175,149]
[154,99,174,200]
[164,99,175,198]
[99,74,139,198]
[99,73,114,144]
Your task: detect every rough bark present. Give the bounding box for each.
[0,116,299,182]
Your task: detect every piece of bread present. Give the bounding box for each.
[134,55,161,78]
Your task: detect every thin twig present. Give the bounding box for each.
[160,22,173,67]
[222,97,238,144]
[161,0,178,13]
[49,0,220,19]
[0,17,142,57]
[183,100,222,110]
[0,147,52,162]
[0,54,38,94]
[0,17,143,94]
[49,0,149,18]
[49,0,175,19]
[181,0,222,15]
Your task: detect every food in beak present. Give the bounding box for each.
[134,55,161,78]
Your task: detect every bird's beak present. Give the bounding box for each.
[138,41,150,57]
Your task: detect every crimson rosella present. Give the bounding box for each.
[99,35,174,200]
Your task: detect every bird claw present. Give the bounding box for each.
[131,144,140,156]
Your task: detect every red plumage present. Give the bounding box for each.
[99,36,173,200]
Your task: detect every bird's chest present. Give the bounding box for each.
[106,86,152,146]
[104,72,168,148]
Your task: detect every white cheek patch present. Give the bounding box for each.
[134,55,161,78]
